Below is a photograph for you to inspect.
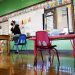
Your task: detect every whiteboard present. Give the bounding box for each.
[9,9,44,36]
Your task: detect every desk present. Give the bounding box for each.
[0,35,10,54]
[29,34,75,65]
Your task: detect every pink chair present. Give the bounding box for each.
[35,31,60,66]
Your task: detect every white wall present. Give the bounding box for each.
[9,9,44,36]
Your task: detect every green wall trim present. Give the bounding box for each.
[10,40,73,51]
[0,0,45,16]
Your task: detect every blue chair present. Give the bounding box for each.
[13,34,27,52]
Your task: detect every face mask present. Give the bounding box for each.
[11,23,14,26]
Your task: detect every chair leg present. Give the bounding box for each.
[48,49,51,63]
[15,45,19,53]
[53,48,60,65]
[40,50,44,64]
[48,49,55,65]
[21,45,23,50]
[51,50,55,65]
[34,53,37,66]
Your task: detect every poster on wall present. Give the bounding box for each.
[9,9,44,36]
[0,21,9,35]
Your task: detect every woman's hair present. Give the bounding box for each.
[11,20,15,26]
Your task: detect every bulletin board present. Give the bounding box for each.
[0,21,9,35]
[8,9,44,36]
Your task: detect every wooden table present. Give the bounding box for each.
[0,35,10,54]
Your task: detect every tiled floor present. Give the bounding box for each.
[0,53,74,75]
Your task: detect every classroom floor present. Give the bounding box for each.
[0,52,74,75]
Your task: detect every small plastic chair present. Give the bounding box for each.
[13,34,27,52]
[35,31,60,65]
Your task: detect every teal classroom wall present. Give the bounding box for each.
[10,40,73,51]
[10,39,34,50]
